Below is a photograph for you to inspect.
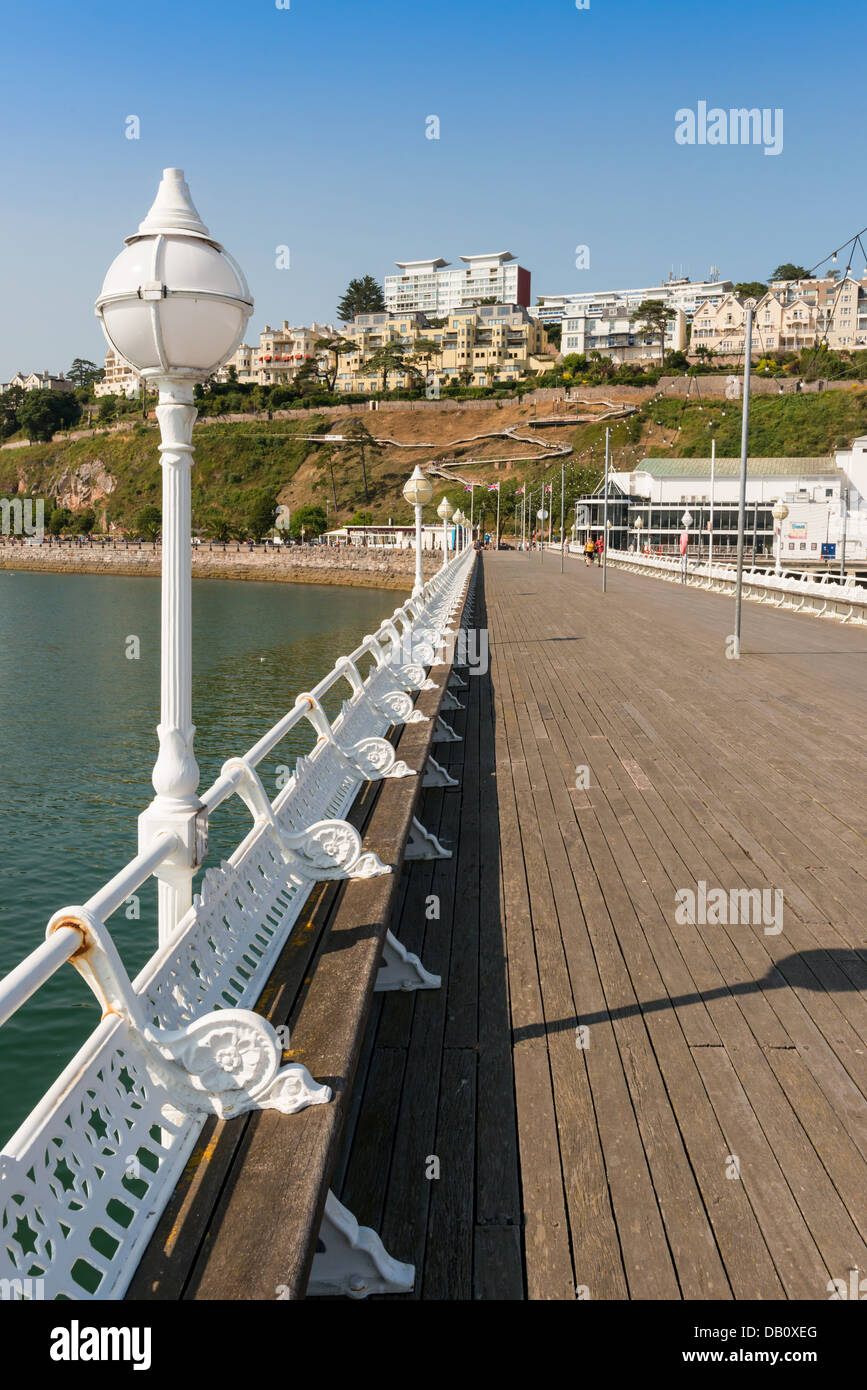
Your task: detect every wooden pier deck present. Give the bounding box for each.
[333,550,867,1300]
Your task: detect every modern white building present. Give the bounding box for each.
[573,446,867,565]
[322,523,449,551]
[532,276,733,326]
[384,252,531,316]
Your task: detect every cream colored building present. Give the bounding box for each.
[4,369,75,393]
[690,275,867,356]
[334,305,550,392]
[218,321,337,386]
[94,348,141,397]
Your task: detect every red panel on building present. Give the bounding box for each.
[516,266,531,308]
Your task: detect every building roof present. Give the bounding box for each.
[393,258,450,270]
[459,252,516,264]
[636,456,840,477]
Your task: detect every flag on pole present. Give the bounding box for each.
[545,483,552,493]
[515,485,525,494]
[488,482,499,492]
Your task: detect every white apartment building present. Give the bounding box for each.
[94,349,141,398]
[384,252,531,316]
[532,276,733,326]
[561,302,687,362]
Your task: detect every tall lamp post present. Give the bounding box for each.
[772,498,789,575]
[403,464,434,598]
[537,507,548,562]
[633,515,644,554]
[95,168,253,944]
[453,509,465,553]
[437,494,454,570]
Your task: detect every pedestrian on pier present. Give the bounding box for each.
[584,536,595,567]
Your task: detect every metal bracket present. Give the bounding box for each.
[448,670,467,689]
[423,756,459,789]
[45,908,331,1122]
[276,819,391,881]
[440,689,464,711]
[405,815,452,860]
[308,1191,415,1299]
[432,716,462,743]
[375,929,441,992]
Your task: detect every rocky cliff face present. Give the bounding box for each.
[48,460,117,510]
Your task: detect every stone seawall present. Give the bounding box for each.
[0,543,441,590]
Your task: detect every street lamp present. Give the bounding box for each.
[633,516,644,553]
[453,509,465,552]
[437,495,454,570]
[537,507,548,559]
[771,498,789,575]
[403,464,434,597]
[95,168,253,944]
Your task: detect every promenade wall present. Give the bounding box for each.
[0,540,439,590]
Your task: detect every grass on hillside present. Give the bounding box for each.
[4,388,866,536]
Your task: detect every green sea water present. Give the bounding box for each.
[0,570,403,1145]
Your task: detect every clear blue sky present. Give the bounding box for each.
[1,0,863,378]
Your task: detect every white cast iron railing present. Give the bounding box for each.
[565,544,867,626]
[0,545,475,1301]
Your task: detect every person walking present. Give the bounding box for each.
[595,534,605,564]
[584,535,595,567]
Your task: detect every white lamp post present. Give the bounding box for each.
[453,509,465,553]
[633,516,644,553]
[95,169,253,943]
[437,495,454,570]
[403,464,434,597]
[772,498,789,575]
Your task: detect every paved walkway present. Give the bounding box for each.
[335,551,867,1300]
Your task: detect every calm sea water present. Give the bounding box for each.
[0,570,403,1145]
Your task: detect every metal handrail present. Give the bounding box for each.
[0,546,473,1033]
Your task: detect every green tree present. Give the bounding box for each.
[18,389,81,442]
[363,341,420,393]
[0,385,25,438]
[630,299,676,369]
[336,275,385,323]
[734,282,767,300]
[134,505,162,541]
[349,510,373,525]
[315,445,343,512]
[289,505,327,540]
[68,358,103,389]
[202,512,234,542]
[339,418,381,501]
[770,264,811,282]
[47,507,74,536]
[246,490,279,540]
[314,335,356,391]
[73,508,97,534]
